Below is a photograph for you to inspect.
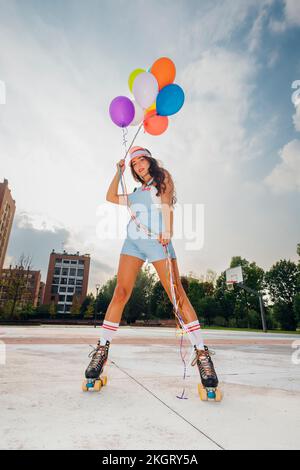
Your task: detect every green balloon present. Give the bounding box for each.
[128,68,145,93]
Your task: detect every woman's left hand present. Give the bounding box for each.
[158,231,172,246]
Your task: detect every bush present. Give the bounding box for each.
[248,309,262,329]
[213,316,227,327]
[228,318,237,328]
[237,317,248,328]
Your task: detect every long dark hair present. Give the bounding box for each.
[130,148,177,207]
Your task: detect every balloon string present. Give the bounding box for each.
[122,127,128,151]
[122,122,144,164]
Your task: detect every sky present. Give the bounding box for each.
[0,0,300,293]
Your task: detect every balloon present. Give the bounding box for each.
[128,68,145,93]
[129,100,144,126]
[143,110,168,136]
[133,72,159,109]
[146,102,156,113]
[156,84,185,116]
[151,57,176,90]
[109,96,135,127]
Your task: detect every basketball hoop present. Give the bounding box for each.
[226,281,236,291]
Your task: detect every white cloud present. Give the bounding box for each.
[269,0,300,32]
[0,0,297,288]
[293,104,300,132]
[264,139,300,193]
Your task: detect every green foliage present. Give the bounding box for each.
[264,260,299,305]
[273,301,297,331]
[294,294,300,324]
[213,316,227,327]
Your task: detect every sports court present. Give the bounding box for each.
[0,325,299,450]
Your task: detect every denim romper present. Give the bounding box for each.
[120,177,177,263]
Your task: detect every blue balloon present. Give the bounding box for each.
[156,84,185,116]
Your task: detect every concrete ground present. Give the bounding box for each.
[0,325,299,450]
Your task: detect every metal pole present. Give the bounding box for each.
[259,294,268,333]
[94,284,100,328]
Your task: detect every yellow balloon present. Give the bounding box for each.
[128,68,145,93]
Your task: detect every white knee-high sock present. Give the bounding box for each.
[99,320,119,345]
[184,320,205,350]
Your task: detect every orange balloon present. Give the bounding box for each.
[144,110,168,136]
[150,57,176,90]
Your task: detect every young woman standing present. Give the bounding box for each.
[83,146,220,397]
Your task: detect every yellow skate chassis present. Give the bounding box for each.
[198,383,223,402]
[82,375,108,392]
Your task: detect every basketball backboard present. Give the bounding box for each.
[225,266,243,290]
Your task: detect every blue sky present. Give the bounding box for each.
[0,0,299,292]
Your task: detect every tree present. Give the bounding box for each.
[265,260,299,305]
[85,303,95,319]
[49,301,56,318]
[273,301,297,331]
[0,254,34,318]
[70,295,82,316]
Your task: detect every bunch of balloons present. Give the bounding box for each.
[109,57,185,136]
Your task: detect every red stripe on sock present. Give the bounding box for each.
[187,325,201,332]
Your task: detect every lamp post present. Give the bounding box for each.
[94,283,100,328]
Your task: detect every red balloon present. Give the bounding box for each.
[143,110,168,136]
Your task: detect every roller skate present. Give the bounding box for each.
[82,340,110,392]
[191,345,222,402]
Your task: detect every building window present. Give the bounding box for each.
[63,259,70,264]
[66,295,73,302]
[76,279,83,286]
[77,269,84,277]
[68,278,75,285]
[59,295,65,302]
[60,287,66,293]
[54,268,61,275]
[71,260,77,265]
[51,286,58,294]
[69,268,76,276]
[52,277,59,285]
[67,287,74,293]
[61,277,67,285]
[75,287,82,295]
[62,268,69,276]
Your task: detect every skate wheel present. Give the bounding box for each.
[215,389,223,402]
[101,376,108,386]
[207,390,216,399]
[82,380,88,392]
[198,383,208,401]
[93,380,102,392]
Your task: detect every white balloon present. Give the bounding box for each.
[133,72,159,109]
[129,100,144,126]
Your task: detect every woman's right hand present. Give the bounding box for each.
[117,159,126,175]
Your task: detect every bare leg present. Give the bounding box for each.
[152,257,199,324]
[104,254,145,323]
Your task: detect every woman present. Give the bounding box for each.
[84,146,219,393]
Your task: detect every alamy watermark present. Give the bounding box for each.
[291,80,300,107]
[291,340,300,365]
[96,202,205,251]
[0,80,6,104]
